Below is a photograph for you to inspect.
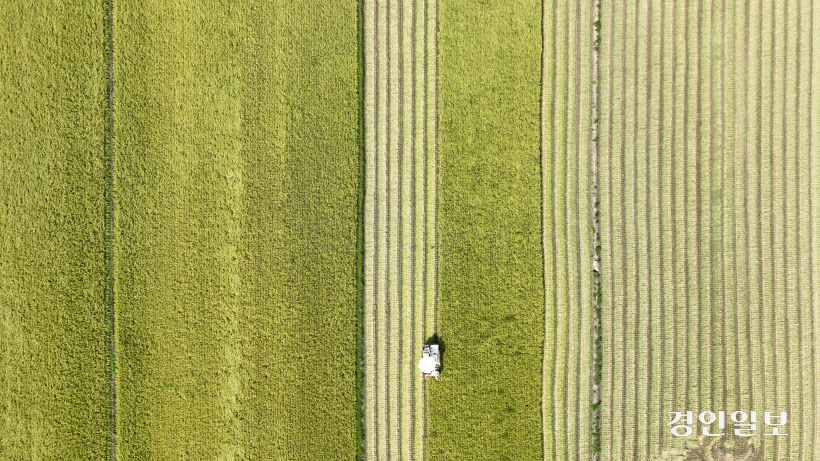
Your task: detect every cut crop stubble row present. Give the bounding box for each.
[363,0,437,459]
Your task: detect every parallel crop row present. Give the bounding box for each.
[599,0,820,459]
[542,0,594,459]
[363,1,437,459]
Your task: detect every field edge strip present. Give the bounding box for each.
[539,0,549,457]
[590,0,602,458]
[357,1,366,460]
[103,0,117,457]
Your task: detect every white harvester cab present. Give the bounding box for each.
[418,344,440,379]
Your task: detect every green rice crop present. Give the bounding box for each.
[114,0,360,459]
[426,0,544,459]
[6,1,820,459]
[0,0,111,458]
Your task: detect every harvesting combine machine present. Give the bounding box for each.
[418,343,441,379]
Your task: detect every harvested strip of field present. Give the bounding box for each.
[426,0,543,459]
[598,0,820,458]
[115,0,360,458]
[542,0,594,459]
[362,0,437,459]
[0,1,111,458]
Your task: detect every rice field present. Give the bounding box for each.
[426,0,545,459]
[542,0,594,459]
[114,0,359,459]
[0,1,111,459]
[3,0,820,460]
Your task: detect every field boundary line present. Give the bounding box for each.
[540,0,555,458]
[103,0,117,457]
[589,0,602,458]
[811,0,819,450]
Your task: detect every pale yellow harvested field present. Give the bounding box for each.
[599,0,820,459]
[363,0,437,459]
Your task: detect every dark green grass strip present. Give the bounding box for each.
[103,0,117,457]
[357,0,366,459]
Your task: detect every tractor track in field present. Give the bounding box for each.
[363,1,437,459]
[103,0,118,458]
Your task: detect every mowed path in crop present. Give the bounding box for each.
[363,0,437,459]
[0,1,112,458]
[114,0,360,459]
[599,0,820,458]
[541,1,594,460]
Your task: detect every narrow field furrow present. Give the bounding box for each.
[363,1,437,459]
[785,2,803,458]
[732,0,751,421]
[723,0,739,418]
[599,0,616,456]
[412,2,427,456]
[387,1,402,457]
[635,0,655,456]
[363,1,378,459]
[811,0,820,451]
[423,0,437,345]
[795,6,814,459]
[400,1,415,458]
[576,0,593,455]
[698,0,715,426]
[375,0,390,457]
[646,0,665,453]
[564,2,580,455]
[541,0,557,456]
[622,0,640,457]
